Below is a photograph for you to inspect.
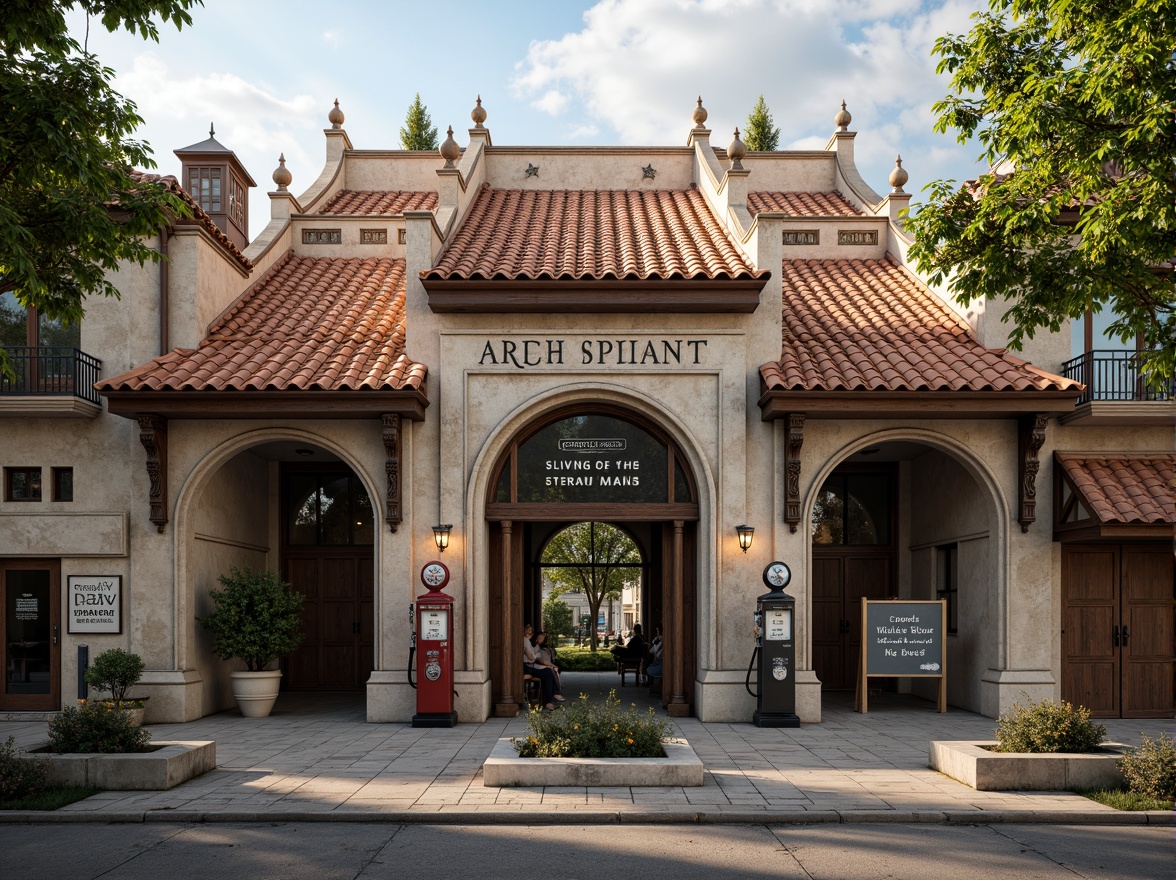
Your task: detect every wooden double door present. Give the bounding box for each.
[1061,544,1174,718]
[811,550,894,690]
[282,550,374,691]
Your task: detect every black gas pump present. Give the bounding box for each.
[746,561,800,728]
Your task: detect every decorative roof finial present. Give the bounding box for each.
[471,95,487,128]
[835,100,851,131]
[692,96,708,127]
[272,153,292,191]
[209,123,215,138]
[889,155,909,193]
[728,127,747,170]
[439,125,460,168]
[328,99,344,129]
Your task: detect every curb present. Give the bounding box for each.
[1,808,1172,826]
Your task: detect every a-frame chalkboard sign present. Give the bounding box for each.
[855,599,946,713]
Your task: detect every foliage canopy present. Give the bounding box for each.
[0,1,199,373]
[744,95,780,151]
[542,521,640,651]
[399,93,438,151]
[905,0,1176,381]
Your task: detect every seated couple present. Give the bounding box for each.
[523,623,564,710]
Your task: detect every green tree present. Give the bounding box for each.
[906,0,1176,382]
[541,521,640,652]
[0,1,199,375]
[744,94,780,151]
[541,594,574,642]
[399,92,438,151]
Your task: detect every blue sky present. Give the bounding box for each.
[69,0,988,234]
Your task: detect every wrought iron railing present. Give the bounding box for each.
[1061,350,1172,405]
[0,346,103,406]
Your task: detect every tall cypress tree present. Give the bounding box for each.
[744,95,780,151]
[399,93,439,151]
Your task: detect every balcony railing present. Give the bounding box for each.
[1061,350,1173,405]
[0,346,103,406]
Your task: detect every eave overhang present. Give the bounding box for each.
[423,276,768,313]
[101,389,429,421]
[758,389,1082,420]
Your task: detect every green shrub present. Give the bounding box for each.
[84,648,145,707]
[0,736,48,801]
[47,702,152,753]
[512,690,670,758]
[556,647,619,672]
[1118,733,1176,800]
[994,695,1106,753]
[199,566,304,671]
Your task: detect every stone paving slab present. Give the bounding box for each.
[1,679,1173,825]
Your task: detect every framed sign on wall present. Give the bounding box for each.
[67,575,122,634]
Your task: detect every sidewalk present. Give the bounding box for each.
[2,674,1173,825]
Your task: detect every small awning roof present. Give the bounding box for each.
[1054,452,1175,540]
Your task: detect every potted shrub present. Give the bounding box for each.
[84,648,148,725]
[199,566,304,718]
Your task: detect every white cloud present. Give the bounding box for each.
[322,29,342,49]
[512,0,984,188]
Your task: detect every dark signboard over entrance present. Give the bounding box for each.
[509,415,672,503]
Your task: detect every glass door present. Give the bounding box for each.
[1,560,60,711]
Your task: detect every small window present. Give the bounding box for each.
[188,167,223,213]
[936,543,958,634]
[52,467,73,502]
[5,467,42,501]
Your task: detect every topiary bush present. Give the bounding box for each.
[994,695,1106,753]
[199,566,304,671]
[556,647,620,672]
[0,736,48,800]
[47,702,152,753]
[512,690,670,758]
[84,648,145,708]
[1118,733,1176,800]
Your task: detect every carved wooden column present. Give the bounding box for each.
[784,413,805,532]
[667,519,689,716]
[495,520,520,716]
[1018,414,1047,532]
[137,414,168,533]
[381,414,402,532]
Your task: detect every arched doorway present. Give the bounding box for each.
[485,404,698,717]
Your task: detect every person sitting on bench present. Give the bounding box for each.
[611,624,646,662]
[523,623,557,710]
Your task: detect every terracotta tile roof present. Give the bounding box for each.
[321,190,439,215]
[425,186,761,282]
[125,170,253,271]
[760,257,1082,393]
[1056,453,1176,524]
[98,253,425,393]
[747,191,861,217]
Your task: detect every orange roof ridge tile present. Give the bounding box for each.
[747,190,863,217]
[320,189,439,215]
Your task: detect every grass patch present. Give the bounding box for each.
[1075,787,1174,811]
[0,785,101,811]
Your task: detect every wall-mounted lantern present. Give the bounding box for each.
[736,524,754,554]
[432,523,452,553]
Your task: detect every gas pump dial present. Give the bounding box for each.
[421,561,450,589]
[763,561,791,589]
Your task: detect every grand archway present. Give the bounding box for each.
[485,404,699,717]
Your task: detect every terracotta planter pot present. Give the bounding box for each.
[229,670,283,718]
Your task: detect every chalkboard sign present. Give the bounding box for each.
[857,599,946,713]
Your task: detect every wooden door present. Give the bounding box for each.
[811,551,892,689]
[1062,544,1174,718]
[282,550,373,690]
[1,559,60,711]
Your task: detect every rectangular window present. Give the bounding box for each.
[5,467,42,501]
[188,167,222,213]
[51,467,73,502]
[228,174,246,229]
[936,543,958,634]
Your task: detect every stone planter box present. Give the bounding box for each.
[28,741,216,791]
[484,738,704,787]
[930,740,1128,791]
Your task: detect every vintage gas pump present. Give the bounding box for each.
[750,561,800,727]
[412,560,458,728]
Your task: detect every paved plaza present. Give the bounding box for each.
[2,673,1173,824]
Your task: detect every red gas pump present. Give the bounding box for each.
[412,561,458,727]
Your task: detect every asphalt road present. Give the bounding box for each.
[1,822,1173,880]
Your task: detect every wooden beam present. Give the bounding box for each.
[103,389,429,421]
[784,413,805,533]
[758,390,1079,420]
[381,414,401,532]
[1018,414,1048,533]
[136,414,168,533]
[667,519,690,717]
[495,520,520,717]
